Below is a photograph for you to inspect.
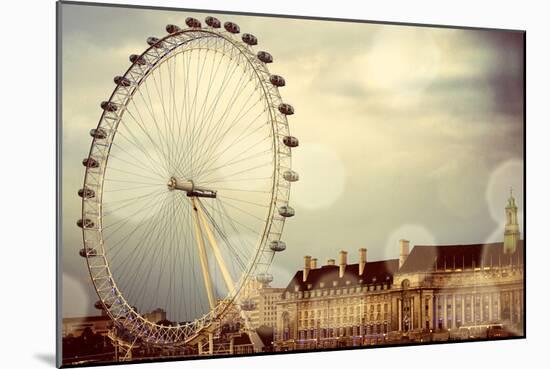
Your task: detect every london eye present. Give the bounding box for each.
[77,16,298,348]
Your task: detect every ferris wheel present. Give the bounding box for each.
[77,16,298,347]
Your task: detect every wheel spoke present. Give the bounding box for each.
[80,27,293,345]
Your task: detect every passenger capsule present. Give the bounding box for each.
[129,54,146,65]
[282,136,299,148]
[146,36,163,48]
[79,247,98,257]
[82,157,99,168]
[90,128,107,140]
[270,240,287,252]
[100,101,117,112]
[77,218,95,229]
[166,24,181,34]
[256,273,274,284]
[278,205,295,218]
[257,51,273,63]
[78,187,96,199]
[224,21,240,34]
[114,76,131,87]
[283,170,299,182]
[242,33,258,46]
[278,103,294,115]
[270,75,285,87]
[205,16,221,28]
[94,300,110,310]
[240,299,256,311]
[185,17,201,28]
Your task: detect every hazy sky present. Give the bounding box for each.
[61,3,524,317]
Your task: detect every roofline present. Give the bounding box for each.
[411,240,523,248]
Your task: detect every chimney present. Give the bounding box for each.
[327,258,335,266]
[310,258,318,269]
[303,255,311,282]
[359,248,367,276]
[339,250,348,278]
[399,239,410,268]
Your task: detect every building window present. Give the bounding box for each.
[492,294,499,320]
[474,295,481,323]
[464,302,471,323]
[455,295,462,328]
[437,296,443,329]
[483,295,490,322]
[446,295,452,327]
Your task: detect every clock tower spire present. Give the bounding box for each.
[504,188,520,254]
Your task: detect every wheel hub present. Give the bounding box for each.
[167,177,217,198]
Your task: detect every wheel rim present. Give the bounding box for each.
[80,25,293,346]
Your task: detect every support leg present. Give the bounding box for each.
[191,197,216,309]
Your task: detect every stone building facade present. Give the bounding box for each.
[273,193,524,351]
[240,278,286,329]
[256,286,286,328]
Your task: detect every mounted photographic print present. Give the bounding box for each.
[56,1,526,367]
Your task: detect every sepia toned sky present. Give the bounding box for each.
[61,3,524,317]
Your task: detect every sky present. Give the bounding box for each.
[60,3,524,318]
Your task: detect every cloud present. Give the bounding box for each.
[60,3,524,317]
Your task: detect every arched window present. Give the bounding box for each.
[282,312,290,340]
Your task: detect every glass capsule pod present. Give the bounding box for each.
[278,205,295,217]
[114,75,131,87]
[77,218,95,229]
[165,24,181,34]
[78,187,96,199]
[79,247,97,257]
[282,136,299,148]
[146,36,163,48]
[242,33,258,46]
[283,170,299,182]
[100,101,117,112]
[270,240,287,252]
[185,17,202,28]
[82,157,99,168]
[94,300,110,310]
[270,75,285,87]
[129,54,146,65]
[205,16,221,28]
[257,51,273,63]
[224,21,240,33]
[278,103,294,115]
[256,273,274,284]
[90,128,107,139]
